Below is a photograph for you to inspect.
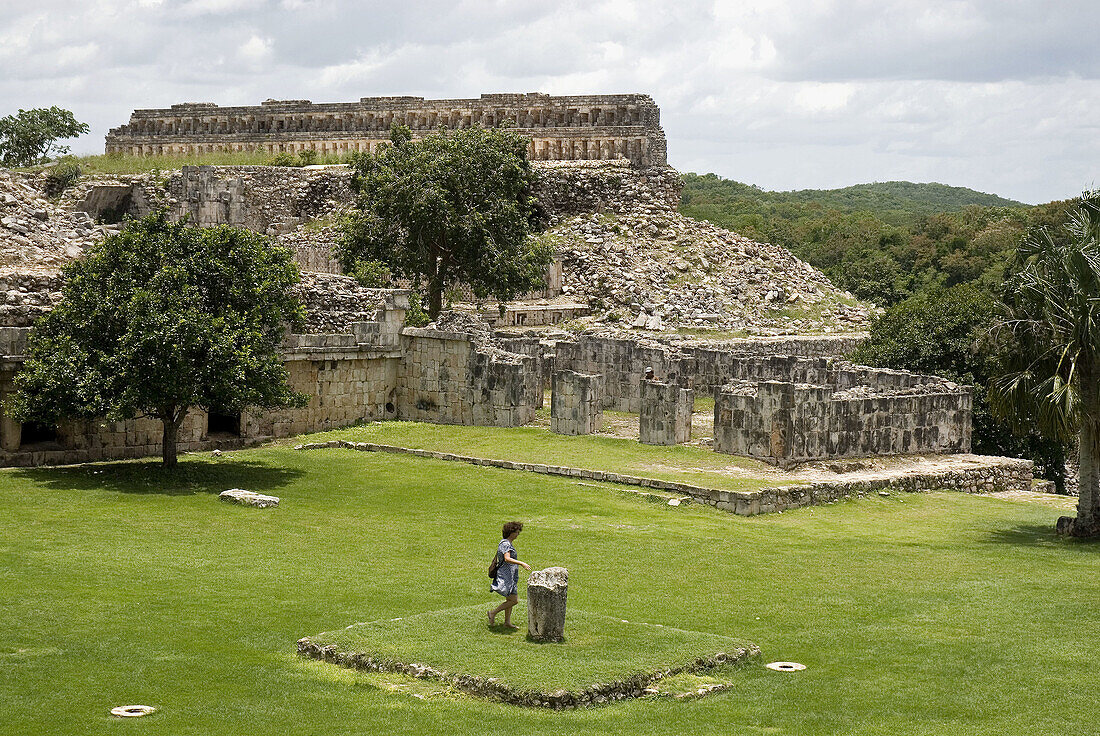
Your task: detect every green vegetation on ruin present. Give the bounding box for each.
[300,420,780,492]
[2,431,1097,735]
[310,604,751,693]
[39,151,354,175]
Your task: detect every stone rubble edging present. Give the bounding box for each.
[293,439,1033,516]
[295,637,758,709]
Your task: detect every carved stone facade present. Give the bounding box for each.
[105,93,668,167]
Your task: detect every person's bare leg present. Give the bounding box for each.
[489,599,508,626]
[503,596,519,628]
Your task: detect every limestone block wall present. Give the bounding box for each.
[639,380,692,445]
[553,336,683,412]
[550,370,602,435]
[253,351,399,438]
[167,165,353,234]
[398,328,540,427]
[106,93,668,167]
[532,161,683,221]
[714,379,972,467]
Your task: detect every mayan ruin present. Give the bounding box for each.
[4,1,1093,723]
[105,93,668,166]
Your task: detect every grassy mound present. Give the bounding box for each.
[305,604,754,695]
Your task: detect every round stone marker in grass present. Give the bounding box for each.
[765,661,806,671]
[110,705,156,717]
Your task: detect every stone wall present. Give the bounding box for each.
[0,270,63,327]
[106,93,668,167]
[532,161,682,222]
[553,336,682,412]
[398,328,541,427]
[715,379,972,467]
[550,370,602,435]
[167,165,353,234]
[639,380,692,445]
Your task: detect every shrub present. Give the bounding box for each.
[350,259,393,288]
[43,157,81,196]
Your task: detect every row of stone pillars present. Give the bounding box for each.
[549,370,693,445]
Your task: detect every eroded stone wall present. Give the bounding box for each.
[714,379,972,467]
[639,380,692,445]
[398,328,541,427]
[550,370,602,435]
[106,93,668,167]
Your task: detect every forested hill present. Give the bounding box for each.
[681,174,1027,227]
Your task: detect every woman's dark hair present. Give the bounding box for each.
[502,521,523,539]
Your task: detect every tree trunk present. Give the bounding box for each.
[160,410,185,467]
[427,280,443,320]
[1061,374,1100,536]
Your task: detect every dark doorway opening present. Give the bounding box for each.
[207,412,241,437]
[20,422,58,448]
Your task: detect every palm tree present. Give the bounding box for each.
[991,191,1100,536]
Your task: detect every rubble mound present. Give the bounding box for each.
[0,171,105,270]
[294,272,387,333]
[554,208,872,334]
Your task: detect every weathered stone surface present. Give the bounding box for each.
[527,566,568,643]
[639,379,692,445]
[105,93,668,167]
[550,371,601,435]
[219,488,280,508]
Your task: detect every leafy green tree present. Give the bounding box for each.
[0,107,89,167]
[990,192,1100,534]
[854,284,1068,491]
[8,212,306,466]
[338,125,551,318]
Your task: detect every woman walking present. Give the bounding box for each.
[488,521,531,629]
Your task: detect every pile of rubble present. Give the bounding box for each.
[294,272,387,333]
[0,171,107,271]
[551,206,873,335]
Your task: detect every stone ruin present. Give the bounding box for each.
[527,567,568,643]
[550,371,602,436]
[0,112,972,471]
[105,93,668,167]
[639,380,693,446]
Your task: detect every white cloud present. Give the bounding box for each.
[0,0,1096,203]
[238,34,272,65]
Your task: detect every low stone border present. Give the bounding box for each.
[295,440,1033,516]
[296,637,758,708]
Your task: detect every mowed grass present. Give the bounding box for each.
[301,421,781,492]
[312,605,751,692]
[0,432,1098,735]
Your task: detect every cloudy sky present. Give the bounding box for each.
[1,0,1097,204]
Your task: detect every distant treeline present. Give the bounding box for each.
[680,173,1075,307]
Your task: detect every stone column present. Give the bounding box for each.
[527,567,568,643]
[639,379,693,445]
[550,370,601,435]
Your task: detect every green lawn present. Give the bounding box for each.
[310,604,752,693]
[2,432,1098,735]
[300,421,781,492]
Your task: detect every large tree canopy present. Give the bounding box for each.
[990,191,1100,535]
[337,125,553,318]
[0,107,89,168]
[8,212,307,465]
